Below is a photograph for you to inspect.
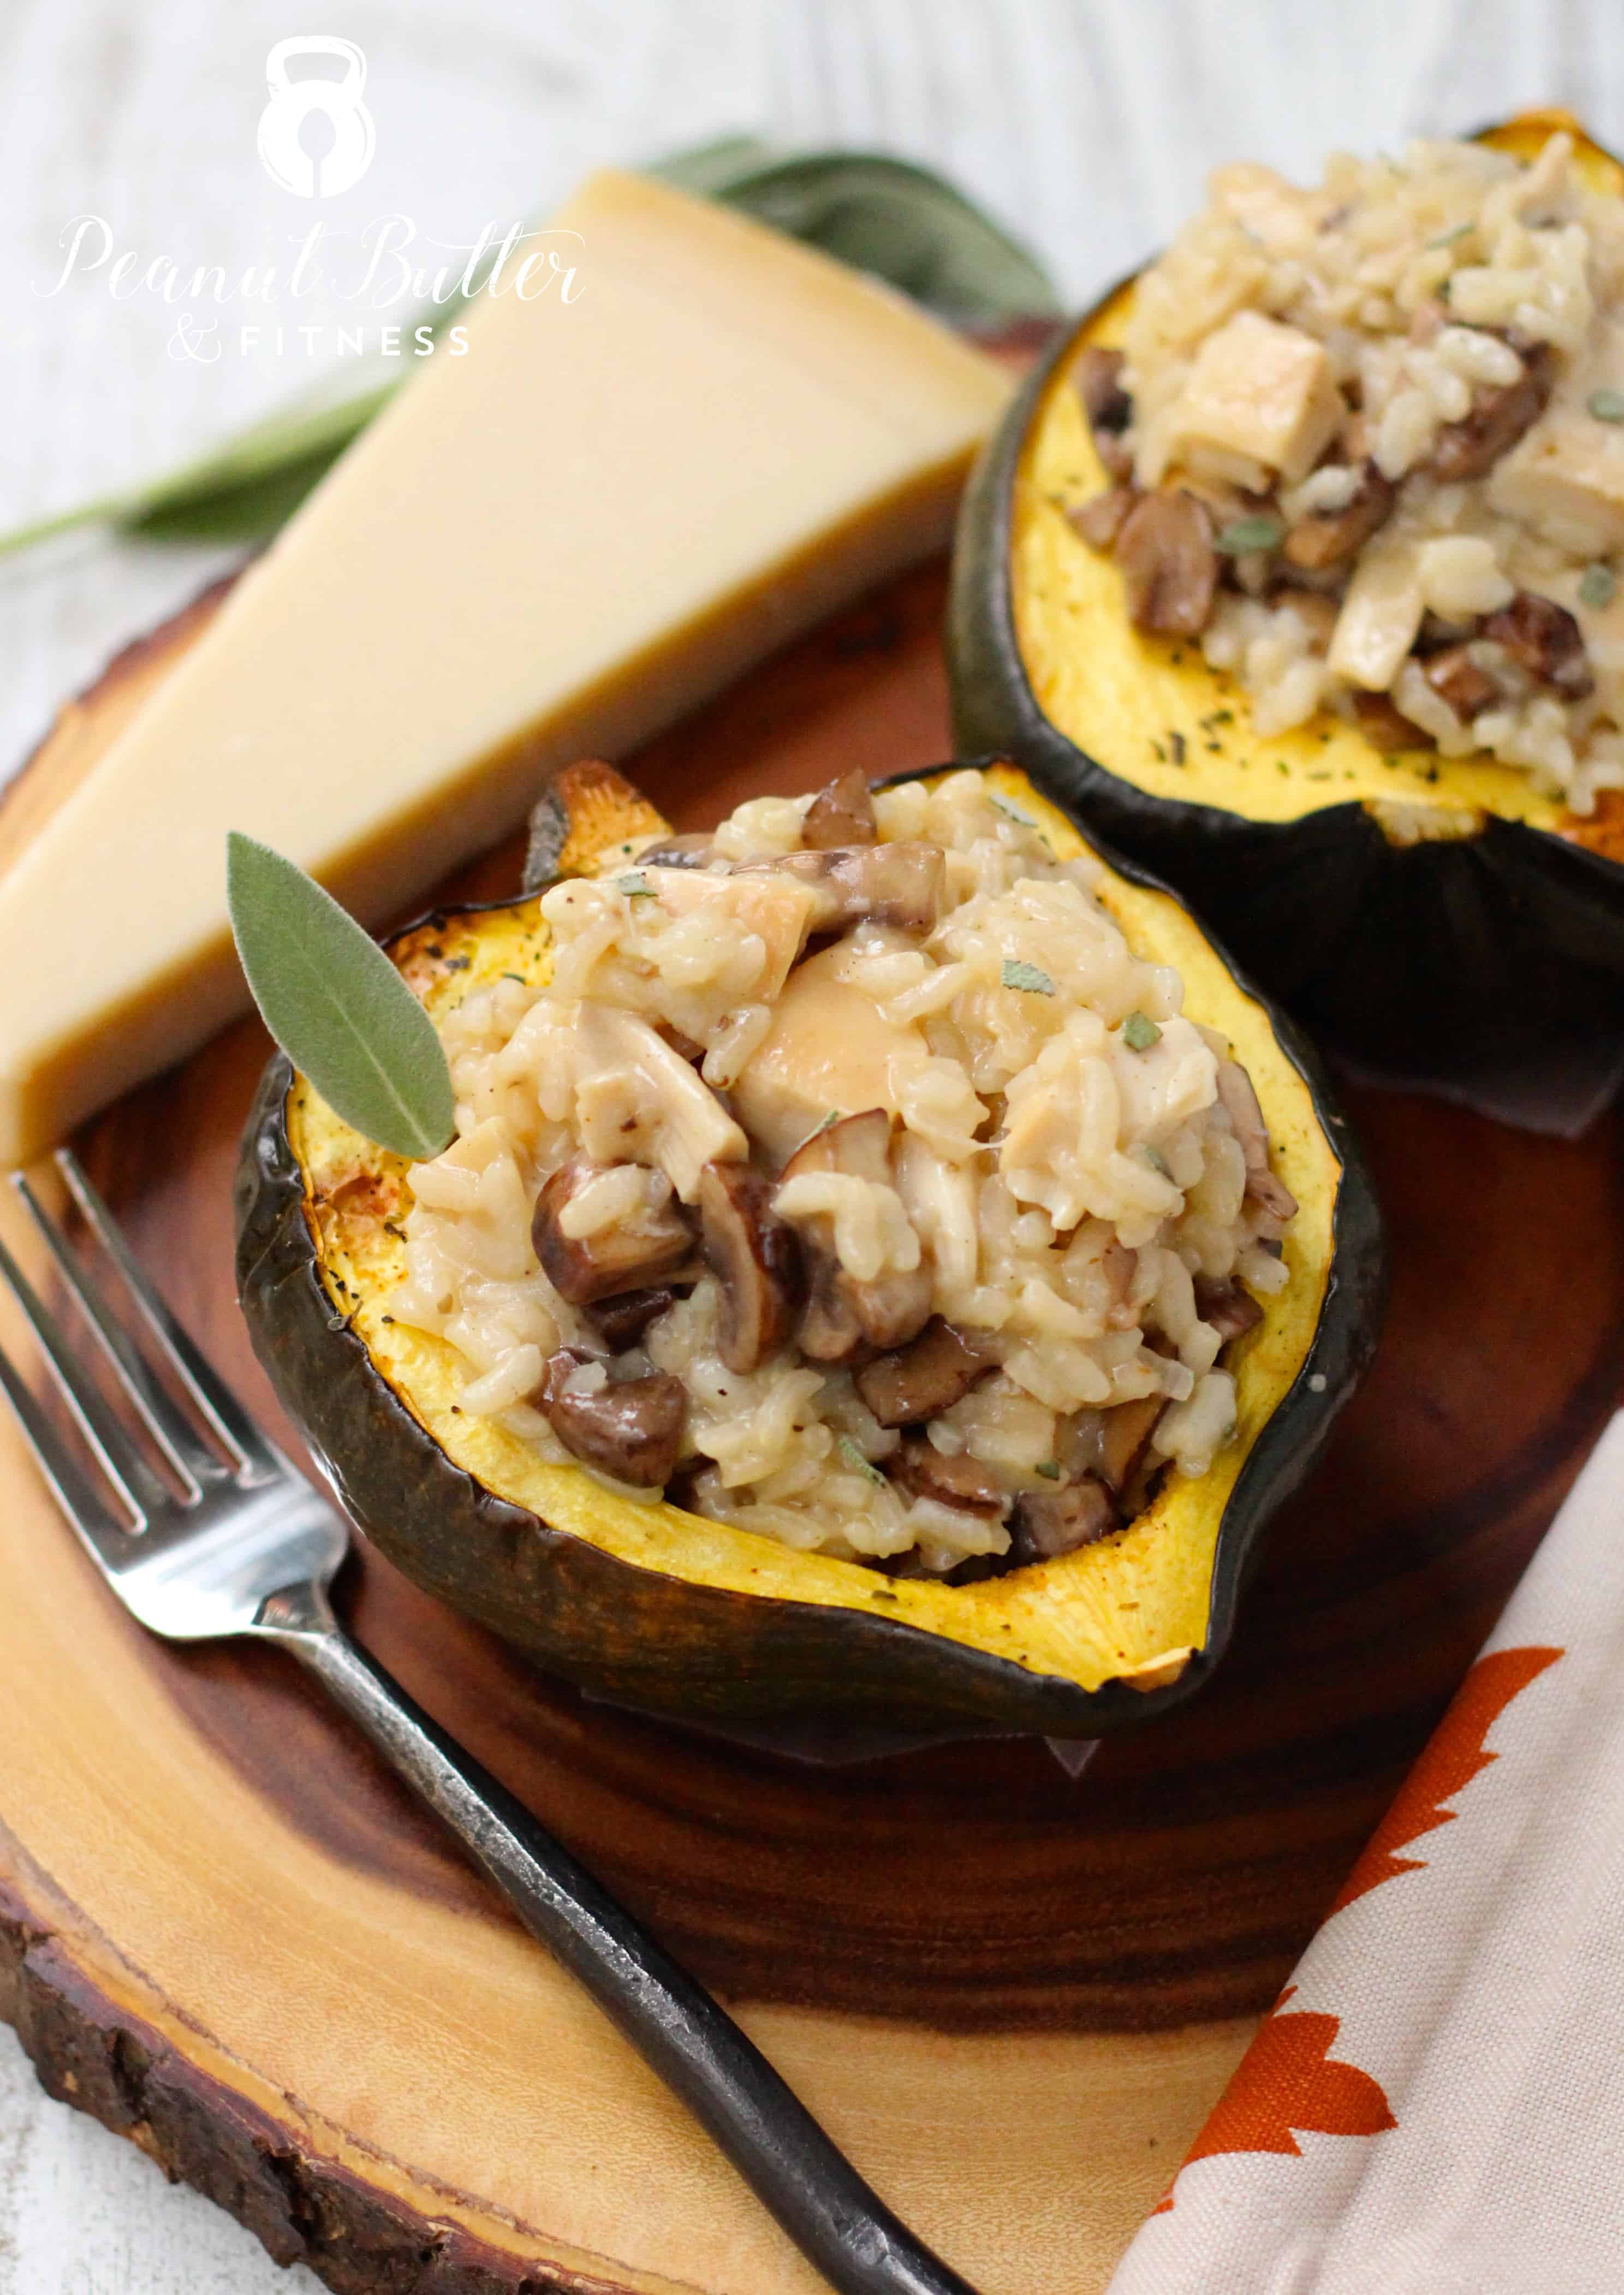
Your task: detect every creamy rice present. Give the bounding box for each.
[1073,130,1624,813]
[389,772,1296,1575]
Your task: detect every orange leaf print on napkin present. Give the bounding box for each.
[1329,1645,1563,1917]
[1155,1991,1394,2210]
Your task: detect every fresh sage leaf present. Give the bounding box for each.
[226,832,455,1160]
[649,142,1058,323]
[1580,563,1617,609]
[0,138,1056,563]
[1122,1010,1162,1051]
[837,1433,888,1487]
[1588,387,1624,423]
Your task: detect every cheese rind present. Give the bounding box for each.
[0,169,1009,1164]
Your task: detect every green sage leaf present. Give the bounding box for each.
[1122,1010,1162,1051]
[1580,563,1616,609]
[1215,515,1286,557]
[1588,388,1624,423]
[226,832,454,1160]
[1002,959,1056,995]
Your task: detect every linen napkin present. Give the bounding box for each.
[1106,1408,1624,2295]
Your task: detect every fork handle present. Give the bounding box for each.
[259,1587,980,2295]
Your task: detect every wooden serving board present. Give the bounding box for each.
[1,561,1621,2295]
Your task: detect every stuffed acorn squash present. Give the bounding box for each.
[236,758,1382,1737]
[951,113,1624,1077]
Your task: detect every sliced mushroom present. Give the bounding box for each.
[1010,1476,1115,1562]
[635,833,717,869]
[531,1155,695,1306]
[777,1110,934,1363]
[1282,458,1394,570]
[801,769,877,850]
[584,1285,685,1351]
[1424,643,1499,719]
[1115,489,1219,636]
[1352,689,1432,754]
[1215,1060,1299,1223]
[889,1435,1006,1517]
[1429,344,1553,484]
[1482,590,1593,697]
[853,1318,998,1428]
[1193,1278,1264,1344]
[1068,487,1137,549]
[697,1162,803,1374]
[1074,344,1135,482]
[740,842,945,937]
[538,1348,687,1486]
[1096,1395,1166,1495]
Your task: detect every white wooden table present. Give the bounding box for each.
[0,0,1617,2284]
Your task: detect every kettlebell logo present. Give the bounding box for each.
[258,37,375,198]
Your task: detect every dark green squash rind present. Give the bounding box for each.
[948,323,1624,1078]
[234,768,1385,1738]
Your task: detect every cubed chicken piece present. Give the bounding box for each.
[1328,535,1426,691]
[572,1004,746,1202]
[644,867,819,1003]
[1168,311,1345,489]
[1489,406,1624,554]
[1488,315,1624,551]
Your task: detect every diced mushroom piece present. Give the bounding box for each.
[890,1435,1007,1517]
[740,842,945,937]
[1215,1060,1299,1223]
[1193,1279,1264,1343]
[697,1162,803,1374]
[572,1005,748,1204]
[1353,690,1432,753]
[584,1286,684,1351]
[854,1318,998,1428]
[777,1109,934,1363]
[538,1349,687,1487]
[1074,345,1135,481]
[1067,487,1137,549]
[1115,489,1219,636]
[1010,1476,1115,1562]
[802,769,877,849]
[1481,591,1593,697]
[531,1155,694,1306]
[1096,1395,1166,1495]
[1429,345,1554,485]
[1424,643,1500,719]
[1282,459,1395,570]
[635,833,717,869]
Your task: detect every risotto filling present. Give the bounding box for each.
[392,771,1296,1577]
[1071,130,1624,814]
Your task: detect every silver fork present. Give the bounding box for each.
[0,1148,977,2295]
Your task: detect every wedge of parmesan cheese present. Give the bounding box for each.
[0,169,1010,1164]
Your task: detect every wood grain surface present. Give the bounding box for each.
[1,563,1621,2293]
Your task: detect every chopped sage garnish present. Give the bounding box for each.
[989,792,1039,827]
[1122,1010,1162,1051]
[1589,388,1624,423]
[1215,515,1285,557]
[1579,563,1617,609]
[1426,220,1474,249]
[1143,1144,1171,1179]
[1034,1460,1062,1480]
[617,871,656,897]
[837,1434,888,1486]
[1002,959,1056,995]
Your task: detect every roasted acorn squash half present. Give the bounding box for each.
[235,758,1383,1738]
[950,114,1624,1078]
